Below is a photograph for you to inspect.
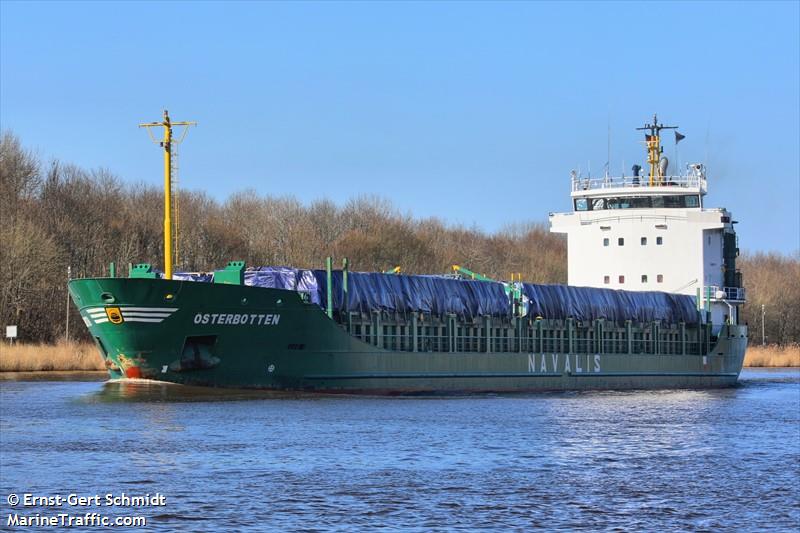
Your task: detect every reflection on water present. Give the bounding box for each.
[1,368,798,531]
[93,380,293,402]
[91,367,800,403]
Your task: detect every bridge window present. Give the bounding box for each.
[603,238,609,247]
[652,195,701,208]
[585,195,701,210]
[657,274,664,283]
[618,238,624,246]
[619,275,625,284]
[641,275,648,283]
[654,195,681,208]
[641,237,647,245]
[608,196,652,209]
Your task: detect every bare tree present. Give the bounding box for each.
[1,132,797,345]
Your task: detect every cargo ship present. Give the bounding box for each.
[68,113,747,392]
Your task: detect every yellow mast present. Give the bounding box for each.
[139,110,196,280]
[636,114,677,186]
[646,133,660,185]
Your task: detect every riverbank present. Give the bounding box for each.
[0,341,104,372]
[1,342,798,372]
[742,344,800,367]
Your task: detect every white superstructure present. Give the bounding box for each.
[549,115,745,331]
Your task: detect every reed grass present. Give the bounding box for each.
[1,341,798,372]
[743,344,800,367]
[0,341,104,372]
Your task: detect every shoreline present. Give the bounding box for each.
[0,370,108,381]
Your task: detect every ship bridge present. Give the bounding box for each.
[570,164,707,212]
[550,115,745,331]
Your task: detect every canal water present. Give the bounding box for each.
[1,369,798,531]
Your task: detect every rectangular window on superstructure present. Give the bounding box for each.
[603,238,609,247]
[574,198,589,211]
[592,198,606,210]
[657,274,663,283]
[657,236,663,245]
[619,275,625,284]
[641,237,647,245]
[604,276,610,284]
[608,196,653,209]
[652,195,701,208]
[641,275,648,283]
[618,238,624,246]
[607,197,623,209]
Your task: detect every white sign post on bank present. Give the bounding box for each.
[6,325,18,345]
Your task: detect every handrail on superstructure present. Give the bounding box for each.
[708,286,746,302]
[571,174,706,193]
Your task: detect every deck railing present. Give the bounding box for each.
[709,286,746,302]
[341,313,711,356]
[571,174,706,193]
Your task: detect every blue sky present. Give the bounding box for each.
[2,1,798,253]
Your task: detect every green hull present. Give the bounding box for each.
[69,278,747,392]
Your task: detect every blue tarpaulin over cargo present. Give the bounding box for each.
[172,272,213,283]
[242,267,511,319]
[174,267,698,324]
[520,283,698,325]
[244,267,321,304]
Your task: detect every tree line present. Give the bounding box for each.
[1,131,797,344]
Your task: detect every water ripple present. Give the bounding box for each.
[1,369,798,531]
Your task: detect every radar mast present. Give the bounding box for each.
[636,114,678,186]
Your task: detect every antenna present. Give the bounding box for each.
[606,116,611,177]
[636,113,678,186]
[139,110,197,280]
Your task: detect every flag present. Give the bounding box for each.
[675,131,686,144]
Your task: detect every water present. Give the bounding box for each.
[1,369,798,531]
